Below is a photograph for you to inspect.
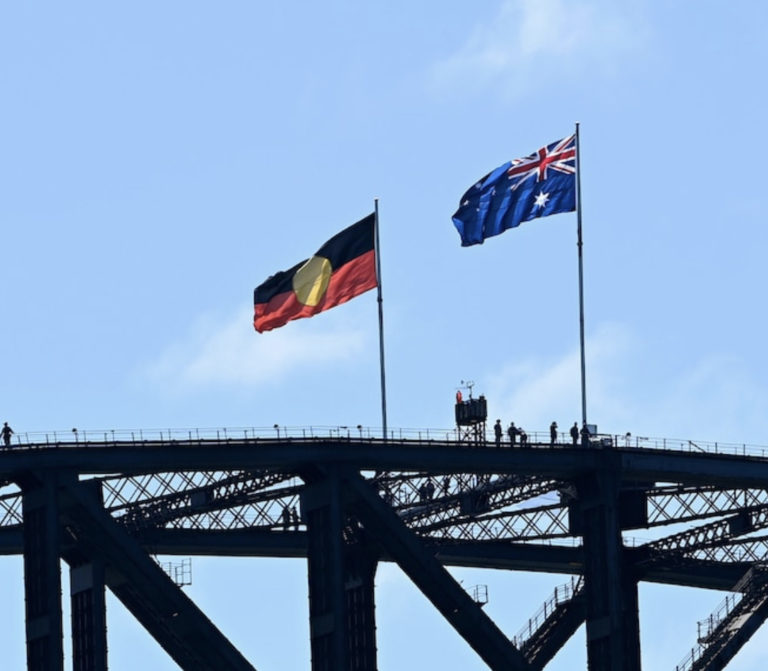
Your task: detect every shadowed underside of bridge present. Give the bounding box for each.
[3,437,768,670]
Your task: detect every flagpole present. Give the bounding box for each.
[374,198,388,441]
[575,123,588,436]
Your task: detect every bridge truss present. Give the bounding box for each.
[2,434,768,670]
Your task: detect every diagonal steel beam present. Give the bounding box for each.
[677,567,768,671]
[58,479,257,671]
[515,581,586,671]
[341,469,530,671]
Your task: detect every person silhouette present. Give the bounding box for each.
[1,423,13,447]
[425,478,435,500]
[281,505,291,530]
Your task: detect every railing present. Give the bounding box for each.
[511,575,584,647]
[156,556,192,587]
[2,425,768,460]
[675,566,768,671]
[676,639,706,671]
[697,593,742,644]
[674,592,743,671]
[5,425,455,447]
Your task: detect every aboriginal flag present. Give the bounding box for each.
[253,214,377,333]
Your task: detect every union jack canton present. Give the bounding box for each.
[452,134,577,247]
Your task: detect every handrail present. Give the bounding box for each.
[675,566,768,671]
[1,426,767,460]
[696,592,742,644]
[511,576,584,647]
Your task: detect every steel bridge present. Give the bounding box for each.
[2,428,768,670]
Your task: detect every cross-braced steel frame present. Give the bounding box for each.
[2,435,768,670]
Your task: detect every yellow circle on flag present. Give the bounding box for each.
[293,256,332,306]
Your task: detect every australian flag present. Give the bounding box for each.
[452,135,576,247]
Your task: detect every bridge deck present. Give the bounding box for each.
[2,435,768,488]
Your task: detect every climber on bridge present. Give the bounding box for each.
[493,419,503,447]
[1,422,13,447]
[507,421,518,446]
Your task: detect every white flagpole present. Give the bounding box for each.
[374,199,388,440]
[575,123,588,437]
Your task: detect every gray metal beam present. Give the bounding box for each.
[520,589,586,671]
[70,560,107,671]
[690,569,768,670]
[0,440,596,478]
[5,440,768,489]
[136,527,309,558]
[57,479,257,671]
[301,476,379,671]
[302,475,350,670]
[575,461,641,671]
[21,472,65,671]
[341,469,530,671]
[0,523,752,593]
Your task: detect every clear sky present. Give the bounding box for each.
[2,1,768,669]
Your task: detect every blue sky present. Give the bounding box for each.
[2,0,768,668]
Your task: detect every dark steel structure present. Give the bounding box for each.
[455,395,488,444]
[2,431,768,670]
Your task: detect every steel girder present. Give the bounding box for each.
[5,439,768,670]
[21,472,64,671]
[22,473,258,671]
[690,566,768,670]
[338,467,530,671]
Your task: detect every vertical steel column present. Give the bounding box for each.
[301,474,378,671]
[22,474,64,671]
[577,461,642,671]
[70,560,107,671]
[345,546,378,671]
[303,474,348,671]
